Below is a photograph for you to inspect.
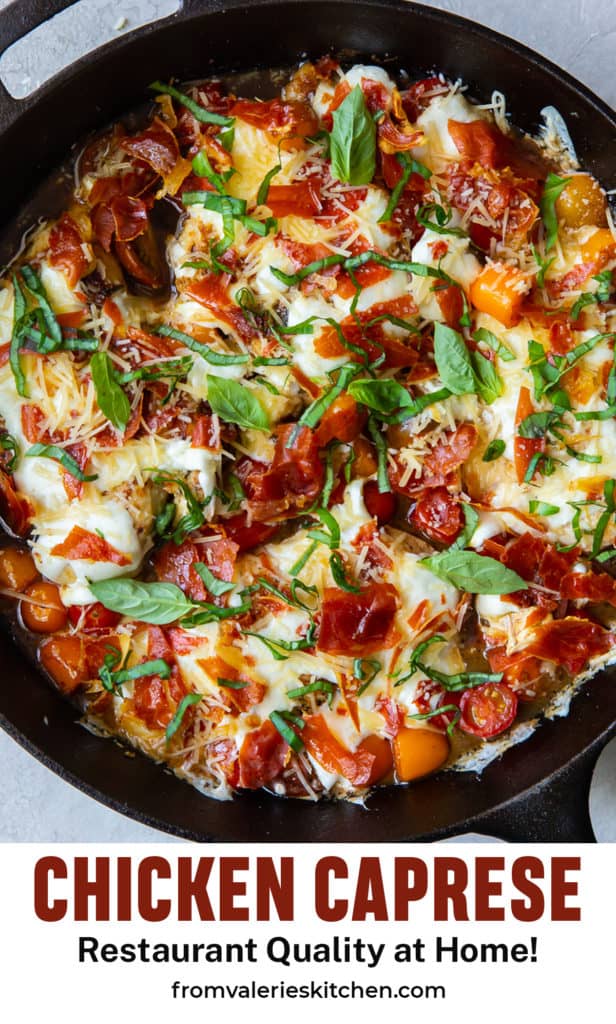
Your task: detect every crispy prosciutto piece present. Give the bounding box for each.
[185,272,254,342]
[448,119,546,179]
[238,719,289,789]
[526,616,614,676]
[221,513,277,552]
[230,97,318,144]
[49,214,90,287]
[400,77,449,121]
[131,633,187,731]
[191,415,221,451]
[120,117,180,176]
[154,535,238,602]
[265,181,322,218]
[317,582,399,656]
[50,526,130,565]
[235,424,324,522]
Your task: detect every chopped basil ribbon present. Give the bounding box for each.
[291,363,359,437]
[531,243,555,288]
[529,500,560,516]
[473,327,515,362]
[269,710,305,753]
[329,85,376,185]
[150,472,206,545]
[217,678,249,689]
[257,575,318,614]
[408,705,461,737]
[166,693,203,743]
[90,578,250,627]
[185,189,276,241]
[591,479,616,559]
[9,274,28,396]
[329,551,360,593]
[396,634,503,691]
[289,540,318,578]
[378,153,431,223]
[0,434,19,473]
[367,415,392,493]
[420,550,528,594]
[150,81,234,127]
[25,443,97,482]
[244,627,316,661]
[570,270,612,320]
[287,680,337,707]
[206,375,270,431]
[90,351,131,432]
[517,409,564,439]
[307,507,341,549]
[194,561,235,596]
[154,324,249,365]
[540,172,572,251]
[354,657,381,696]
[483,439,506,462]
[257,154,282,206]
[100,657,171,694]
[416,202,466,237]
[21,265,62,347]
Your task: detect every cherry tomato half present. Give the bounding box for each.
[67,602,122,634]
[363,481,397,524]
[458,682,518,738]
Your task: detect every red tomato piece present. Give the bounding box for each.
[318,582,399,656]
[222,513,277,551]
[51,526,130,565]
[409,486,463,544]
[153,538,208,601]
[526,616,614,675]
[0,471,32,537]
[424,424,478,479]
[67,603,122,633]
[458,682,518,738]
[363,480,397,524]
[238,719,289,789]
[486,645,543,699]
[401,77,448,121]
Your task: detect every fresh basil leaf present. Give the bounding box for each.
[433,322,475,395]
[483,439,506,462]
[473,327,515,362]
[165,693,203,743]
[420,550,528,594]
[367,415,392,494]
[470,349,503,404]
[348,377,412,414]
[517,410,563,439]
[10,275,28,397]
[540,172,571,251]
[329,85,376,186]
[194,561,235,596]
[90,578,196,624]
[206,375,269,431]
[531,243,555,288]
[569,272,612,321]
[26,443,97,482]
[21,265,62,348]
[191,150,234,193]
[90,351,131,431]
[150,81,234,127]
[307,507,341,549]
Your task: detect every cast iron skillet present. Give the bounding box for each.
[0,0,615,842]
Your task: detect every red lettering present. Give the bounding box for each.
[475,857,505,921]
[551,857,581,921]
[75,857,110,921]
[352,858,388,921]
[394,858,429,921]
[433,858,469,921]
[34,856,67,922]
[315,856,348,922]
[177,857,215,921]
[511,857,545,922]
[137,857,171,922]
[256,857,294,921]
[219,857,249,921]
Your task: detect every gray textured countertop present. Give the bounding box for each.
[0,0,614,842]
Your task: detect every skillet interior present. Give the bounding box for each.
[0,0,615,841]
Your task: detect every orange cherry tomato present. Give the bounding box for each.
[20,581,68,633]
[0,546,39,592]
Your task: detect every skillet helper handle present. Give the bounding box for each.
[0,0,82,129]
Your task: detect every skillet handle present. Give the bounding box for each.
[0,0,79,50]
